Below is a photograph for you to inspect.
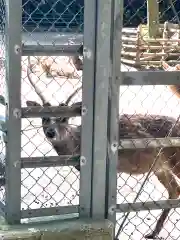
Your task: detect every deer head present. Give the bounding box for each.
[26,56,82,170]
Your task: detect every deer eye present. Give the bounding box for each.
[60,118,67,123]
[42,117,50,127]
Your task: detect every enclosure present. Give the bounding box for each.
[1,0,180,239]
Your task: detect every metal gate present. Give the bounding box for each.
[1,0,180,240]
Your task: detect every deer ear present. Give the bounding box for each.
[26,101,41,107]
[162,61,170,71]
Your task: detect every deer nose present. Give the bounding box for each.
[46,128,56,139]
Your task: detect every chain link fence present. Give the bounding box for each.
[1,0,180,239]
[22,0,84,32]
[122,0,180,69]
[19,0,180,238]
[20,0,84,215]
[20,54,82,211]
[123,0,180,27]
[0,0,84,221]
[116,1,180,240]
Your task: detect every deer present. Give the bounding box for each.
[26,56,82,171]
[162,61,180,100]
[26,56,180,239]
[37,47,83,78]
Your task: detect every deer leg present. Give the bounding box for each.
[145,169,180,239]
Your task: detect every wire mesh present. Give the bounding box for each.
[19,0,84,217]
[116,1,180,240]
[20,55,82,212]
[0,0,84,220]
[123,0,180,27]
[22,0,84,32]
[1,0,180,238]
[121,0,180,70]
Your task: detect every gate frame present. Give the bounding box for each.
[2,0,120,226]
[2,1,180,239]
[5,0,22,224]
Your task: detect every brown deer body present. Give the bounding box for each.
[26,57,180,239]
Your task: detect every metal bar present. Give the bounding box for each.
[21,105,81,118]
[119,137,180,149]
[21,32,83,47]
[22,44,83,56]
[21,155,79,168]
[91,0,113,219]
[106,0,123,225]
[21,32,83,56]
[79,0,96,218]
[5,0,22,224]
[0,201,5,217]
[20,137,180,177]
[116,199,180,213]
[21,205,79,219]
[147,0,159,38]
[122,71,180,85]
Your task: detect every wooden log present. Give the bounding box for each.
[142,51,180,56]
[122,51,180,58]
[136,26,141,64]
[139,60,180,65]
[121,51,137,57]
[122,28,137,34]
[122,37,180,44]
[159,28,180,33]
[139,38,180,43]
[122,44,139,49]
[121,58,137,64]
[159,23,180,30]
[122,44,180,50]
[121,58,141,66]
[161,22,168,61]
[122,37,138,42]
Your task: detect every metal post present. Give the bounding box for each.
[5,0,22,223]
[79,0,96,218]
[147,0,159,38]
[91,0,114,219]
[106,0,123,225]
